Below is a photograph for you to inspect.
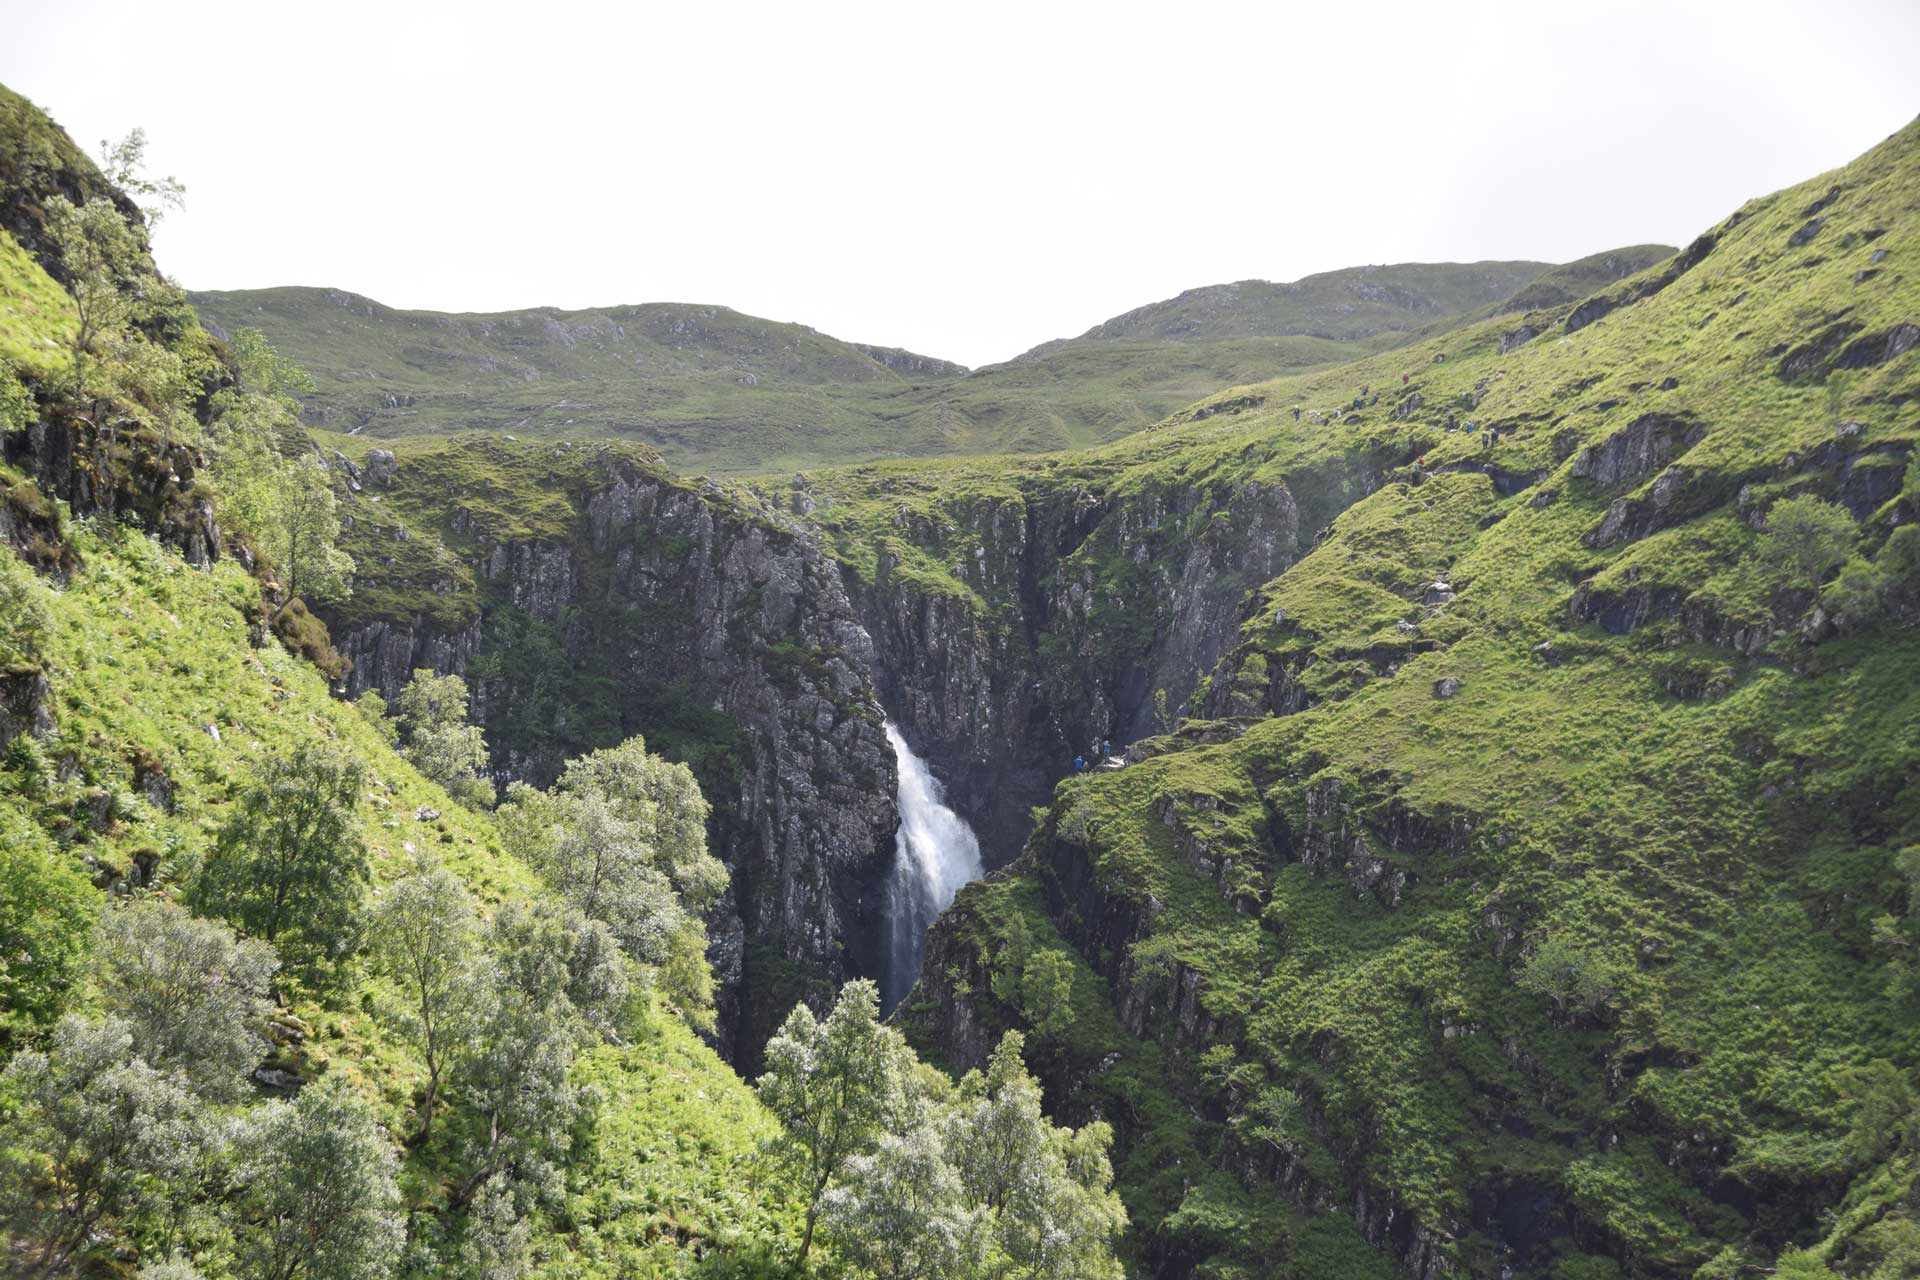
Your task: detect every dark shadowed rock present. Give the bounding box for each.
[1569,414,1706,490]
[1787,217,1826,248]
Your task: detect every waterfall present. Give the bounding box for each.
[881,721,984,1012]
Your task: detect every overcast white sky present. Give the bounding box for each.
[3,0,1916,367]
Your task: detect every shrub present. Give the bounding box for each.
[1518,932,1622,1015]
[0,546,52,672]
[1760,495,1856,592]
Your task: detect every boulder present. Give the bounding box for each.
[1433,678,1464,699]
[364,448,398,488]
[251,1065,303,1091]
[1787,217,1826,248]
[1499,325,1539,355]
[1570,414,1706,489]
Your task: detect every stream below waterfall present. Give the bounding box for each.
[880,721,985,1012]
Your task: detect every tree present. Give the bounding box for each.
[94,128,184,226]
[559,909,633,1037]
[1236,1085,1301,1153]
[1824,556,1886,624]
[498,734,724,1028]
[394,669,489,798]
[205,327,333,602]
[945,1033,1125,1280]
[188,746,369,968]
[263,453,355,618]
[1760,495,1857,593]
[553,737,726,913]
[457,1179,534,1280]
[0,825,94,1044]
[453,904,581,1209]
[91,899,278,1100]
[229,1074,404,1280]
[1517,932,1622,1015]
[806,1021,1126,1280]
[821,1118,984,1280]
[1017,950,1076,1040]
[1,1016,206,1277]
[226,325,315,399]
[756,979,907,1268]
[41,193,146,391]
[367,857,483,1145]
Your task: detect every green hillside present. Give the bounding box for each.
[795,117,1920,1278]
[187,254,1664,477]
[0,83,1127,1280]
[6,50,1920,1280]
[1024,260,1552,350]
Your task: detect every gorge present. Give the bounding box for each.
[2,68,1918,1280]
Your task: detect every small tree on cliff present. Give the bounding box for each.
[1761,495,1856,594]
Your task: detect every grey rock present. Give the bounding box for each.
[364,449,397,488]
[1570,414,1705,489]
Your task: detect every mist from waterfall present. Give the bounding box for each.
[881,721,985,1012]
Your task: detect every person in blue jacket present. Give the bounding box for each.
[1073,755,1085,773]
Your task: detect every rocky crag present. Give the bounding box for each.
[317,437,897,1062]
[884,119,1920,1278]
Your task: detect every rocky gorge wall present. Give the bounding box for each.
[809,447,1389,867]
[321,434,1395,1064]
[320,443,898,1064]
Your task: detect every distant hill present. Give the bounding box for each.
[1487,243,1677,313]
[1020,259,1553,355]
[191,253,1669,475]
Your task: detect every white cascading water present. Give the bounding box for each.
[881,721,985,1011]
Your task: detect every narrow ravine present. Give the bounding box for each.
[880,721,985,1012]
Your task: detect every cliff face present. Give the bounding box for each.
[889,121,1920,1280]
[321,440,897,1063]
[808,446,1389,866]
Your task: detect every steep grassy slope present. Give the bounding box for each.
[0,85,814,1277]
[188,257,1661,476]
[0,520,809,1272]
[818,120,1920,1278]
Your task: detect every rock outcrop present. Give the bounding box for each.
[325,448,897,1063]
[840,454,1378,866]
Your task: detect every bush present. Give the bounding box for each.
[0,363,34,434]
[0,546,52,672]
[1760,495,1856,592]
[0,824,94,1043]
[1518,932,1622,1015]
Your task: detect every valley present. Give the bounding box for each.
[0,65,1917,1280]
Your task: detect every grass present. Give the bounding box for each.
[0,227,73,377]
[189,256,1664,478]
[836,117,1920,1277]
[0,522,806,1275]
